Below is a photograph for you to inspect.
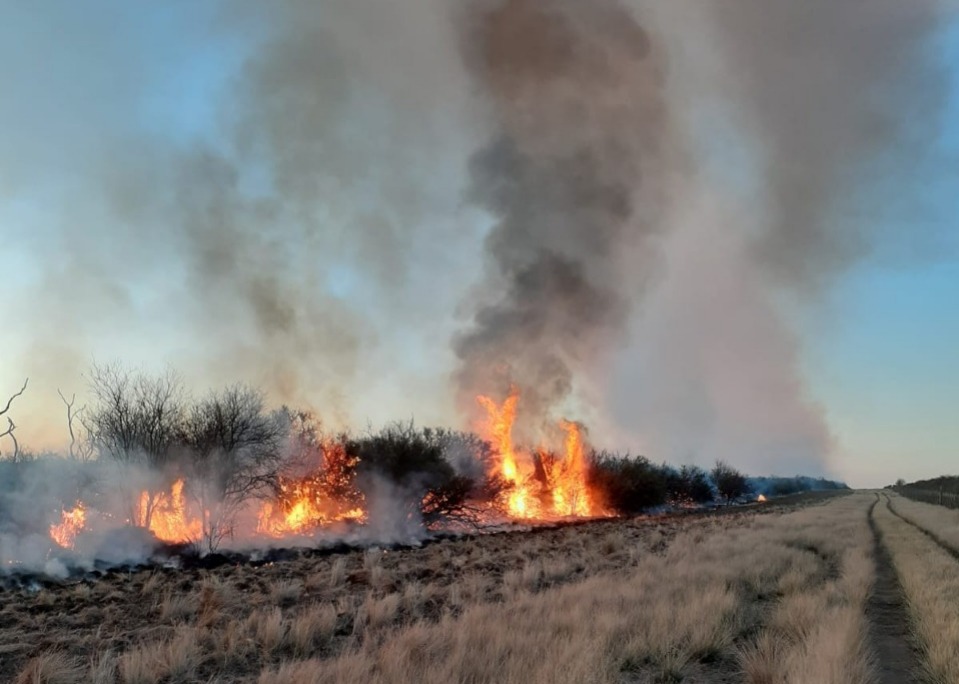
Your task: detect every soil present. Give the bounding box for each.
[866,495,923,684]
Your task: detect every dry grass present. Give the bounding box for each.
[254,493,873,684]
[14,652,84,684]
[887,494,959,552]
[4,493,861,683]
[875,494,959,682]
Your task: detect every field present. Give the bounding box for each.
[5,491,959,683]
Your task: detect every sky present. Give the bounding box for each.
[0,1,956,488]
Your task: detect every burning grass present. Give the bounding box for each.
[0,492,860,683]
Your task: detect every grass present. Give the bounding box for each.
[3,492,871,683]
[874,493,959,682]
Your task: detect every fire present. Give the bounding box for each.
[478,389,541,518]
[50,503,86,549]
[136,479,202,544]
[257,440,367,536]
[256,484,366,537]
[551,421,592,516]
[477,391,598,519]
[757,494,768,503]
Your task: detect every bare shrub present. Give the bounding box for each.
[181,385,284,551]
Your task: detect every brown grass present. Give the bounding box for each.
[3,493,859,683]
[875,493,959,682]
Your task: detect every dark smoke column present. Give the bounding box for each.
[453,0,674,435]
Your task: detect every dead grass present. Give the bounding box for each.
[15,652,84,684]
[1,494,858,683]
[875,494,959,682]
[255,493,873,684]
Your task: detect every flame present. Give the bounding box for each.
[50,503,86,549]
[478,390,541,518]
[757,494,768,503]
[257,440,367,536]
[136,479,202,544]
[477,391,598,519]
[256,483,366,537]
[552,420,592,516]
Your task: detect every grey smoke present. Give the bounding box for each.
[701,0,948,290]
[453,0,675,439]
[1,0,952,477]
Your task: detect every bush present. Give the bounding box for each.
[588,452,668,515]
[711,461,750,506]
[346,422,479,529]
[664,465,714,505]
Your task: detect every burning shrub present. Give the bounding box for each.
[256,412,366,537]
[588,452,668,515]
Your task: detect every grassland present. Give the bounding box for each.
[873,493,959,683]
[6,490,959,683]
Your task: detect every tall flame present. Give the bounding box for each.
[552,420,592,516]
[478,389,541,518]
[50,503,86,549]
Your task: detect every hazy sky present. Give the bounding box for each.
[1,1,956,488]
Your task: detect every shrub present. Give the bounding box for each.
[588,452,668,515]
[664,465,714,505]
[711,461,750,506]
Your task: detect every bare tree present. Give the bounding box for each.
[86,363,185,468]
[0,378,28,460]
[181,385,284,551]
[58,388,93,461]
[85,364,187,527]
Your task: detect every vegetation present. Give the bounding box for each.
[711,460,751,506]
[588,452,669,514]
[873,493,959,682]
[892,474,959,509]
[3,492,869,683]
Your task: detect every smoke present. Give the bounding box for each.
[601,0,949,473]
[699,0,948,290]
[3,0,478,445]
[453,0,676,439]
[1,1,953,478]
[453,0,950,472]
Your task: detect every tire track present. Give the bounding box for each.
[866,495,922,684]
[885,495,959,563]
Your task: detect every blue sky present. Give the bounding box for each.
[0,2,956,488]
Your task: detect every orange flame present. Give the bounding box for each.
[136,479,202,544]
[478,390,541,518]
[256,483,366,537]
[551,420,592,516]
[757,494,768,503]
[50,504,86,549]
[257,440,367,536]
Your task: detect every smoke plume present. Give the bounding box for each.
[453,0,676,439]
[1,0,952,477]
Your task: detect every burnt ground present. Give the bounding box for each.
[866,495,923,684]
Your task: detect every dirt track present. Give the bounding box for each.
[866,495,922,683]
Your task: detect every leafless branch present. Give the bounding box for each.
[0,417,19,460]
[58,388,88,460]
[0,378,28,418]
